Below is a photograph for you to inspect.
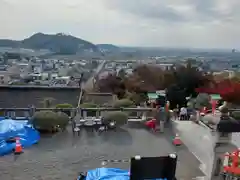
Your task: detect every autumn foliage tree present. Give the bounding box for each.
[97,73,126,98]
[96,60,210,106]
[196,77,240,105]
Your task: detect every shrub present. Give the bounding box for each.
[127,92,148,105]
[56,103,73,108]
[32,111,59,132]
[80,102,98,116]
[80,102,98,108]
[32,111,69,132]
[56,112,70,131]
[112,99,134,108]
[102,111,128,126]
[55,103,73,116]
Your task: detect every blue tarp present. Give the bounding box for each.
[79,168,165,180]
[79,168,129,180]
[0,118,40,156]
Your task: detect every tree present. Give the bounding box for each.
[166,84,187,109]
[173,63,210,98]
[196,79,240,105]
[118,69,126,79]
[97,60,210,106]
[97,73,125,98]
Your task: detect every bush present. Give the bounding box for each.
[112,99,134,108]
[32,111,69,132]
[55,103,73,116]
[80,102,98,108]
[102,111,128,126]
[80,102,98,116]
[32,111,59,132]
[56,112,70,130]
[56,103,73,108]
[127,92,148,105]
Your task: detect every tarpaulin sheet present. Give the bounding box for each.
[79,168,165,180]
[86,168,129,180]
[0,118,40,156]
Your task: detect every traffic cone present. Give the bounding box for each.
[14,137,23,154]
[173,134,182,146]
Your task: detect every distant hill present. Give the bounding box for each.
[96,44,120,52]
[0,33,99,55]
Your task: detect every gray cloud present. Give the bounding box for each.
[0,0,239,48]
[103,0,240,23]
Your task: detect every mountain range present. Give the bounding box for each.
[0,33,119,55]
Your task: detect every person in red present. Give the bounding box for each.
[145,105,161,131]
[145,118,157,131]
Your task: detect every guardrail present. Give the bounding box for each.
[1,107,155,119]
[0,107,154,111]
[0,85,81,89]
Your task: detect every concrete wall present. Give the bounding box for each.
[0,86,80,108]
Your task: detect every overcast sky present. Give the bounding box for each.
[0,0,239,49]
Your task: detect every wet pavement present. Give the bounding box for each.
[174,120,240,180]
[0,125,204,180]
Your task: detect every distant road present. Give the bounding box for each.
[83,60,106,90]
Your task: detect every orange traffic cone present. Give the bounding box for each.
[173,134,182,146]
[14,137,23,154]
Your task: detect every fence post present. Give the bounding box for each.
[11,109,16,119]
[83,110,87,119]
[29,106,36,117]
[70,109,75,119]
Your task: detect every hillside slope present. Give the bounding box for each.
[0,33,99,54]
[96,44,120,52]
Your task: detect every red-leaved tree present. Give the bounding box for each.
[196,79,240,105]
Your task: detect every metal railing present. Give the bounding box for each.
[0,107,155,118]
[77,87,84,108]
[0,85,81,89]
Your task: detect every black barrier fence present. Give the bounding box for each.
[130,154,177,180]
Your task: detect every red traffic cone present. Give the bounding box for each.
[173,134,182,146]
[14,137,23,154]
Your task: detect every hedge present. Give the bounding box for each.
[112,99,134,108]
[55,103,73,116]
[80,102,98,116]
[32,111,69,132]
[102,111,128,126]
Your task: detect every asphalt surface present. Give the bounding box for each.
[0,124,203,180]
[174,120,240,180]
